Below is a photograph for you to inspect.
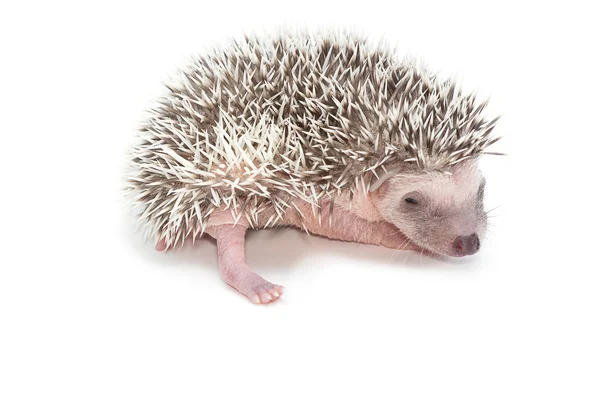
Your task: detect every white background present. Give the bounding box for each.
[1,1,598,399]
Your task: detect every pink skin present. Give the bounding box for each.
[154,162,485,304]
[208,224,285,304]
[283,199,422,251]
[155,189,421,304]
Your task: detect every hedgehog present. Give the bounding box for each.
[127,30,501,304]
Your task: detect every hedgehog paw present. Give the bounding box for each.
[234,273,285,305]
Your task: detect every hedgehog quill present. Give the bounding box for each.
[127,30,501,304]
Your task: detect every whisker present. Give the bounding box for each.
[485,205,501,215]
[390,236,411,262]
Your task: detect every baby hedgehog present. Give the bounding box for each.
[127,30,500,304]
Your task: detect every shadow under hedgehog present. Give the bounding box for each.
[126,30,501,304]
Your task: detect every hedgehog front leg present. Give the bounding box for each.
[321,218,421,250]
[207,224,285,305]
[292,204,422,251]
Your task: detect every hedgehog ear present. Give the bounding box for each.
[369,168,401,192]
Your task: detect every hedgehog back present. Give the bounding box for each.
[128,31,497,246]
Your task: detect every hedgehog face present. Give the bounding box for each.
[376,161,487,257]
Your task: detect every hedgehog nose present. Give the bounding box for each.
[453,234,480,256]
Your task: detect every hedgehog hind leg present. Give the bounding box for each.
[155,238,168,251]
[208,224,284,305]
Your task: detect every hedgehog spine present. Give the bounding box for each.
[127,30,500,248]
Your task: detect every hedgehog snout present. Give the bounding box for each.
[453,233,480,256]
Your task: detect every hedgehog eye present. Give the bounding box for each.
[403,191,422,206]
